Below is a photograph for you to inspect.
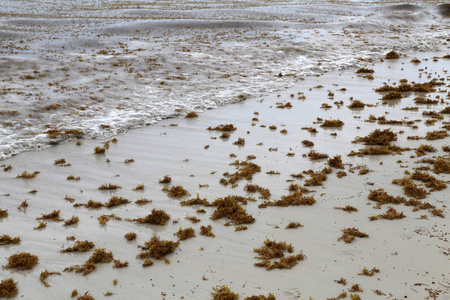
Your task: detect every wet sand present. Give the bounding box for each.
[0,51,449,299]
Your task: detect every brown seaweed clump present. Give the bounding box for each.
[64,248,114,276]
[16,171,40,179]
[414,96,438,104]
[207,124,237,132]
[411,171,447,191]
[381,91,402,100]
[185,215,200,222]
[135,198,152,206]
[347,145,408,157]
[85,249,113,272]
[98,183,121,190]
[259,192,315,208]
[0,235,21,245]
[5,252,39,270]
[133,209,170,226]
[137,236,180,261]
[162,185,189,198]
[221,161,261,185]
[211,285,239,300]
[385,50,399,59]
[353,128,397,146]
[77,292,95,300]
[392,178,428,199]
[75,200,104,209]
[334,205,358,213]
[0,278,18,299]
[244,293,276,300]
[211,196,255,225]
[113,260,129,269]
[54,158,66,165]
[321,119,344,127]
[304,169,330,186]
[425,130,449,141]
[174,228,195,241]
[369,207,406,221]
[40,270,61,287]
[124,232,137,241]
[180,194,211,206]
[36,210,63,222]
[416,144,437,157]
[338,228,369,243]
[356,68,374,73]
[307,150,329,160]
[286,222,303,229]
[328,155,345,169]
[253,239,305,271]
[358,267,380,277]
[158,175,172,184]
[244,184,271,200]
[200,225,215,237]
[433,157,450,174]
[185,111,198,118]
[368,189,406,207]
[94,146,106,154]
[105,196,130,208]
[302,140,314,147]
[348,100,366,109]
[63,216,79,227]
[0,209,8,219]
[430,208,445,218]
[233,137,245,146]
[61,240,95,253]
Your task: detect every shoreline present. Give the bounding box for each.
[2,1,450,160]
[0,50,449,299]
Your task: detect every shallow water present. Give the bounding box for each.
[0,0,449,159]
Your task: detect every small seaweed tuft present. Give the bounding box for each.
[162,185,189,198]
[137,236,179,261]
[338,228,369,243]
[212,285,239,300]
[174,227,195,240]
[134,209,170,226]
[254,239,305,270]
[125,232,137,241]
[5,252,38,270]
[0,278,18,299]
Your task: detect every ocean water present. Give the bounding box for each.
[0,0,449,159]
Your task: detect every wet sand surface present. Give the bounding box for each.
[0,50,449,299]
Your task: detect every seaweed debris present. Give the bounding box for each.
[0,278,18,299]
[200,225,215,237]
[40,270,61,287]
[338,228,369,243]
[61,240,95,253]
[253,239,305,271]
[369,207,406,221]
[207,124,237,132]
[210,196,255,225]
[0,235,20,246]
[244,184,271,200]
[353,128,397,146]
[211,285,239,300]
[162,185,189,198]
[133,209,170,226]
[5,252,38,270]
[137,236,179,261]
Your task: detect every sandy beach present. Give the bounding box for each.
[0,48,449,299]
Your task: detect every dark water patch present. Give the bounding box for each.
[386,4,423,12]
[0,31,25,40]
[438,4,450,17]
